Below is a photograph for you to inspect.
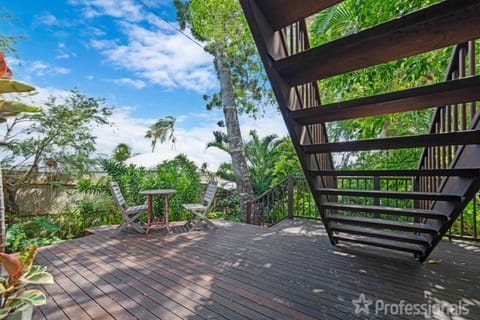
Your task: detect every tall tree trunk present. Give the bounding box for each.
[0,162,5,252]
[215,53,254,222]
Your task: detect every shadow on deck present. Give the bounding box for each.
[33,220,479,319]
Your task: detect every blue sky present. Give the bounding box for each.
[0,0,286,170]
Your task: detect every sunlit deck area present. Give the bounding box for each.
[34,220,479,320]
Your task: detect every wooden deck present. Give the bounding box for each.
[33,220,479,319]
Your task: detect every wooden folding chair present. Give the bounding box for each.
[183,181,218,231]
[109,181,147,236]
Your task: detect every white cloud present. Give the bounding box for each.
[70,0,216,93]
[119,109,288,172]
[55,42,75,60]
[69,0,144,22]
[91,23,215,93]
[113,78,146,89]
[15,60,71,78]
[35,12,58,26]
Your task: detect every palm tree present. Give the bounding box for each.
[112,143,132,162]
[145,116,176,152]
[207,130,281,195]
[244,130,281,195]
[206,131,229,153]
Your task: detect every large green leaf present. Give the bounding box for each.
[0,308,10,320]
[0,80,35,94]
[14,290,46,306]
[0,101,43,114]
[22,272,54,284]
[0,282,6,294]
[16,245,37,274]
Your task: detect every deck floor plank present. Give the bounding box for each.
[33,220,479,320]
[38,248,137,320]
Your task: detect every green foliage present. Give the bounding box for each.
[3,89,112,175]
[309,0,447,169]
[212,190,241,222]
[208,130,289,195]
[174,0,271,116]
[100,155,203,222]
[244,130,282,195]
[0,245,54,318]
[111,143,132,163]
[271,138,303,185]
[5,218,64,253]
[0,12,25,55]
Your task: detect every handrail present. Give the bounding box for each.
[416,40,478,210]
[248,175,479,242]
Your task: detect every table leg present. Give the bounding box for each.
[164,194,171,232]
[146,195,153,236]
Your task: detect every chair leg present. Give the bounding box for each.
[112,213,145,236]
[112,223,128,237]
[204,219,216,230]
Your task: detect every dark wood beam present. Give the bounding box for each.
[291,76,480,124]
[309,169,480,177]
[302,130,480,153]
[256,0,343,31]
[330,223,431,245]
[317,189,460,201]
[275,1,480,86]
[327,214,439,234]
[334,236,426,254]
[323,202,449,220]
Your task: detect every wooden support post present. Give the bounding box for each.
[287,175,294,219]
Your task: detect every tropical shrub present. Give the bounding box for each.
[0,245,54,319]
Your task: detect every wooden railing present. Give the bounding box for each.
[249,175,319,227]
[417,40,479,208]
[249,175,479,242]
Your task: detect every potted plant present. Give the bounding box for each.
[0,244,54,319]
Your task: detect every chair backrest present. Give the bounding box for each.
[109,181,128,214]
[202,181,218,210]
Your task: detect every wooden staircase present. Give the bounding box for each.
[240,0,480,261]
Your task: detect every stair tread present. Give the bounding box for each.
[330,223,430,245]
[317,188,461,201]
[322,202,449,220]
[327,214,438,234]
[303,130,480,153]
[257,0,342,31]
[334,235,426,254]
[291,76,480,124]
[274,1,480,86]
[309,168,480,177]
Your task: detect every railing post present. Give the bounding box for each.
[373,176,380,218]
[287,175,294,219]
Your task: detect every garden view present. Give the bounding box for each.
[0,0,478,255]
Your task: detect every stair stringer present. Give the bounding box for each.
[419,111,480,261]
[239,0,337,244]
